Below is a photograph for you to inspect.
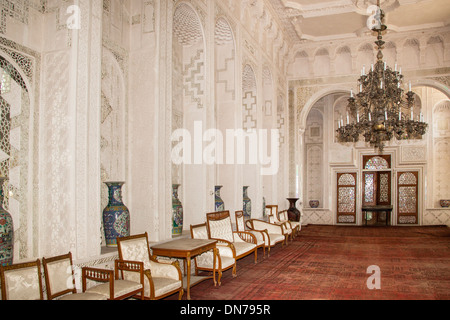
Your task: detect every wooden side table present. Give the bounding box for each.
[151,238,217,300]
[362,205,393,226]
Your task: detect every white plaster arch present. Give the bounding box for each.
[412,79,450,99]
[299,86,351,129]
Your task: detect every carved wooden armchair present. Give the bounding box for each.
[0,259,44,300]
[117,232,184,300]
[190,223,236,285]
[279,209,301,237]
[206,211,258,264]
[82,260,145,300]
[43,252,144,300]
[235,211,268,258]
[266,205,293,241]
[245,216,288,247]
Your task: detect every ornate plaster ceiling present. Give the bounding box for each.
[269,0,450,43]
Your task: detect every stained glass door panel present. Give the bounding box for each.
[397,172,419,225]
[337,173,357,224]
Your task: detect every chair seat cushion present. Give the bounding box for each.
[60,292,107,300]
[152,277,182,298]
[233,242,256,257]
[268,233,285,246]
[87,280,143,299]
[220,256,236,269]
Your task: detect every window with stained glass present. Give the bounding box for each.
[364,155,391,170]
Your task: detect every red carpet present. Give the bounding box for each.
[171,225,450,300]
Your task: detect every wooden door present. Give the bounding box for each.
[337,173,357,224]
[397,171,419,225]
[363,171,391,207]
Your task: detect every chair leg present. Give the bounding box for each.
[217,271,222,286]
[178,288,184,300]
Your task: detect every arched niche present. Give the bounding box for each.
[262,65,275,203]
[313,48,330,77]
[335,46,352,75]
[304,100,325,209]
[291,51,310,78]
[215,16,236,213]
[402,39,420,69]
[425,36,444,67]
[242,63,258,216]
[172,2,206,227]
[100,49,127,238]
[356,43,374,71]
[0,54,32,261]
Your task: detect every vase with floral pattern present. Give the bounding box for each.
[243,186,251,219]
[172,184,183,236]
[103,182,130,247]
[215,186,225,211]
[0,177,13,266]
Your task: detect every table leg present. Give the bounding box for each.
[186,254,191,300]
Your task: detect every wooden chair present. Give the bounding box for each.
[43,252,144,300]
[190,223,236,285]
[245,217,287,248]
[279,209,301,238]
[117,232,184,300]
[206,211,258,264]
[0,259,44,300]
[235,211,269,257]
[266,205,293,241]
[82,260,145,300]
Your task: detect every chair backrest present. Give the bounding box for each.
[117,233,152,269]
[190,223,209,240]
[206,211,234,242]
[235,211,245,232]
[0,259,43,300]
[279,210,289,222]
[42,252,76,300]
[266,205,279,222]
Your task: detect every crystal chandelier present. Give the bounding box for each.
[336,2,428,152]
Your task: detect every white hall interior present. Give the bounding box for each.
[0,0,449,269]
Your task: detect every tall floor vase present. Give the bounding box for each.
[287,198,301,222]
[0,177,13,266]
[103,182,130,247]
[243,186,251,219]
[215,186,225,211]
[172,184,183,236]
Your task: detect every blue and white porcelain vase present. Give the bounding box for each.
[0,177,13,266]
[103,182,130,247]
[172,184,183,236]
[243,186,251,219]
[215,186,225,211]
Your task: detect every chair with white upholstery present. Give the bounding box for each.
[43,252,144,300]
[0,259,44,300]
[190,223,236,285]
[267,205,293,241]
[235,211,268,257]
[82,260,145,300]
[278,210,301,238]
[117,232,184,300]
[206,211,258,264]
[245,217,287,248]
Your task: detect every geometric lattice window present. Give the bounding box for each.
[337,172,357,224]
[397,171,419,225]
[364,155,391,170]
